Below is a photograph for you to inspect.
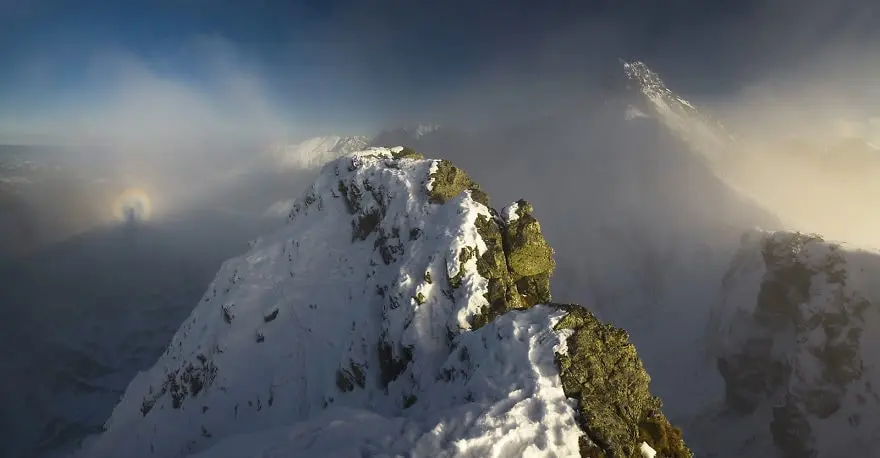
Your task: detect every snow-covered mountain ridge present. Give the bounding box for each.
[74,147,690,458]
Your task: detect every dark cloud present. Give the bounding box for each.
[281,0,880,127]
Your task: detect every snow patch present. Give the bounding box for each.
[501,201,520,223]
[425,160,439,192]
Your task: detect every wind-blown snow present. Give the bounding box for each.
[625,106,649,121]
[73,148,582,458]
[262,199,294,218]
[269,135,369,171]
[414,124,442,138]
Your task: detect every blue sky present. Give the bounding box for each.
[1,0,879,145]
[0,0,611,143]
[0,1,394,141]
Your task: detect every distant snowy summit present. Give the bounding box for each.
[74,147,691,458]
[621,60,736,162]
[621,59,880,170]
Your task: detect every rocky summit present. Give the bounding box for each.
[73,147,690,458]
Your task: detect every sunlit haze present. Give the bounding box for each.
[3,2,880,458]
[2,1,879,245]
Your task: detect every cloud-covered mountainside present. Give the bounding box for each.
[697,231,880,458]
[611,62,880,457]
[74,148,690,458]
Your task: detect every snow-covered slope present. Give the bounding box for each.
[268,135,369,171]
[74,148,690,458]
[696,231,880,458]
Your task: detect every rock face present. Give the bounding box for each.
[554,305,690,458]
[74,148,689,458]
[707,230,880,458]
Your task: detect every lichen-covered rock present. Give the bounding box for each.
[504,200,555,277]
[390,146,424,161]
[470,202,555,328]
[708,230,880,458]
[503,199,554,306]
[427,159,489,207]
[424,162,555,329]
[553,304,692,458]
[470,212,526,328]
